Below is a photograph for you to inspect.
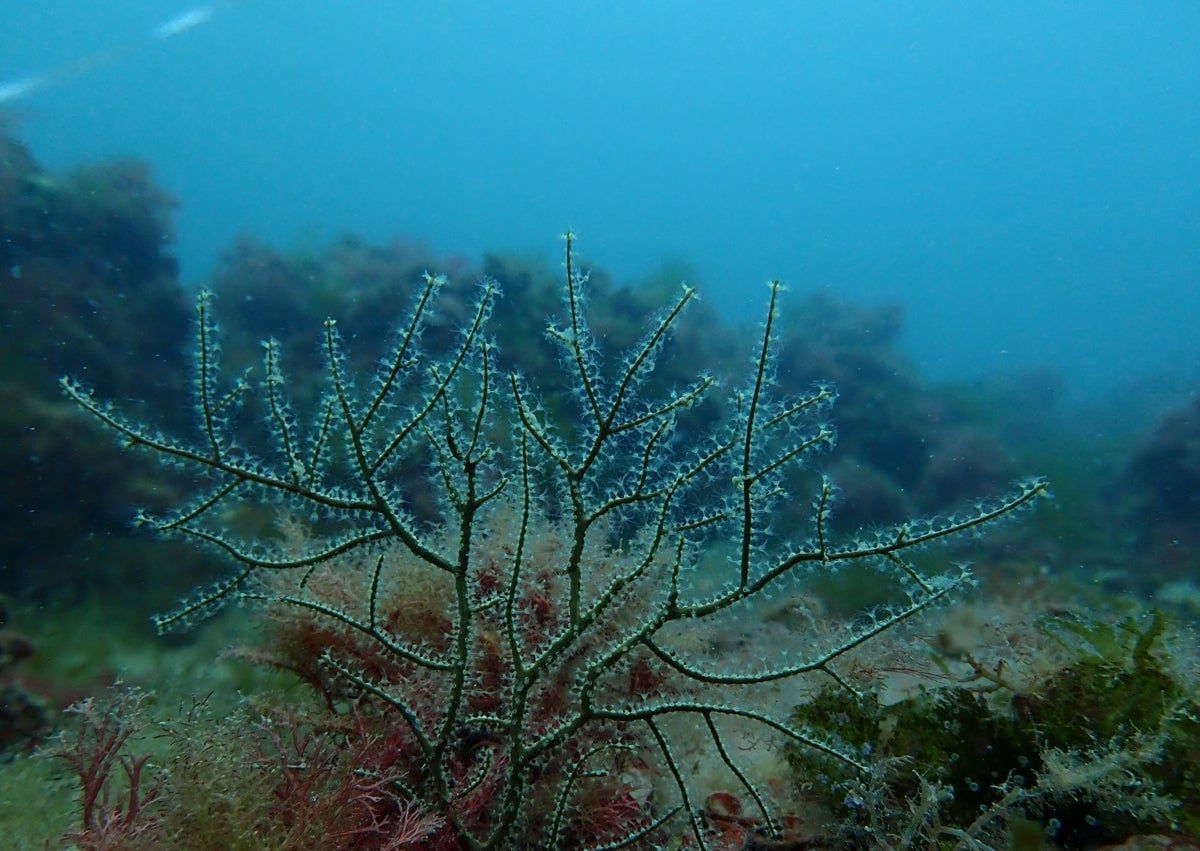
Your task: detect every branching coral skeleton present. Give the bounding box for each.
[62,232,1047,849]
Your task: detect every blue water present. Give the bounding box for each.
[3,1,1197,397]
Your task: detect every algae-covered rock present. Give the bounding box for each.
[0,128,191,597]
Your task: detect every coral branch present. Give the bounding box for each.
[63,233,1048,848]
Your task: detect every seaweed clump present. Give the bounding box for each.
[0,128,193,598]
[788,608,1200,848]
[0,596,50,754]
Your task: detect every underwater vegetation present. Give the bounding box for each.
[0,128,199,601]
[2,125,1199,849]
[0,595,48,752]
[1121,393,1200,583]
[0,123,1105,610]
[58,231,1048,848]
[789,606,1200,848]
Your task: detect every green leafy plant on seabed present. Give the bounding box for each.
[787,610,1200,849]
[61,233,1047,850]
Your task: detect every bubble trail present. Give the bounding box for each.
[154,6,216,40]
[0,3,233,105]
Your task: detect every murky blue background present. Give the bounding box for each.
[3,1,1197,397]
